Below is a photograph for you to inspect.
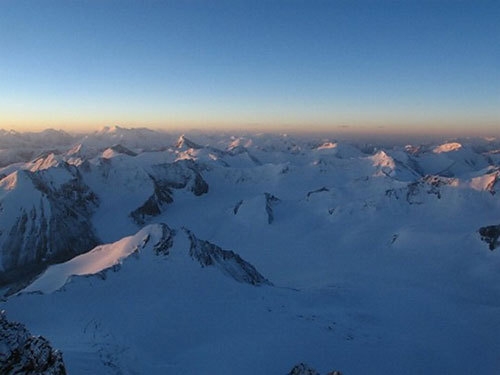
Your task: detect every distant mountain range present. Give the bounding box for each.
[1,127,499,374]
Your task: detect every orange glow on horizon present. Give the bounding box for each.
[0,111,498,138]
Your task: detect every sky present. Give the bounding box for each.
[0,0,499,135]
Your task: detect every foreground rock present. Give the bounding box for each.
[0,311,66,374]
[288,363,343,375]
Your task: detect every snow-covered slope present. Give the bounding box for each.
[22,223,268,294]
[0,159,99,287]
[1,128,500,374]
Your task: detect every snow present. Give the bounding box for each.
[29,153,61,171]
[469,171,498,191]
[316,141,337,150]
[433,142,462,153]
[0,171,20,192]
[2,128,500,374]
[22,225,163,294]
[369,150,396,176]
[101,148,119,159]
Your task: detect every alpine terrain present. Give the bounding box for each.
[1,126,499,374]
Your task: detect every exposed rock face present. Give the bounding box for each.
[289,363,319,375]
[150,160,209,196]
[265,192,280,224]
[385,174,456,204]
[306,187,329,200]
[233,200,243,215]
[130,178,174,225]
[0,163,99,287]
[484,170,499,195]
[0,311,66,375]
[479,224,500,250]
[108,144,137,156]
[130,160,209,224]
[288,363,342,375]
[152,224,176,256]
[184,228,271,286]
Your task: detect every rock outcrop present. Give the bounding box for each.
[288,363,342,375]
[265,192,280,224]
[130,160,208,224]
[0,311,66,375]
[184,228,271,286]
[479,224,500,250]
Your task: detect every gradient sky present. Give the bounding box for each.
[0,0,499,135]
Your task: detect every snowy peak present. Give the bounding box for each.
[101,144,138,159]
[0,170,24,192]
[469,169,499,194]
[312,141,362,159]
[316,141,337,150]
[21,224,175,294]
[175,135,203,150]
[370,150,396,176]
[433,142,462,153]
[29,153,62,172]
[20,224,270,294]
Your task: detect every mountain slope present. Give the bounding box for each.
[0,160,99,287]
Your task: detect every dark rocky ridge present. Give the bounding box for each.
[108,144,137,157]
[151,223,176,256]
[0,311,66,375]
[479,224,500,250]
[184,228,271,286]
[385,174,456,205]
[265,192,280,224]
[288,363,342,375]
[130,160,208,224]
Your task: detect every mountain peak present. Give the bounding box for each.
[433,142,462,153]
[176,135,203,150]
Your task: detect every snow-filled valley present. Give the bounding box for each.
[1,126,500,374]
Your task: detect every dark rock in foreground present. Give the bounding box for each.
[0,311,66,375]
[288,363,343,375]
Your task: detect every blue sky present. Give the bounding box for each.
[0,0,498,135]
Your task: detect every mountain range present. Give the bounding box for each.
[1,126,500,374]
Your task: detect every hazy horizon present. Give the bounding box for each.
[1,124,499,148]
[1,1,498,136]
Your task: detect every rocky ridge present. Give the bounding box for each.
[0,311,66,375]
